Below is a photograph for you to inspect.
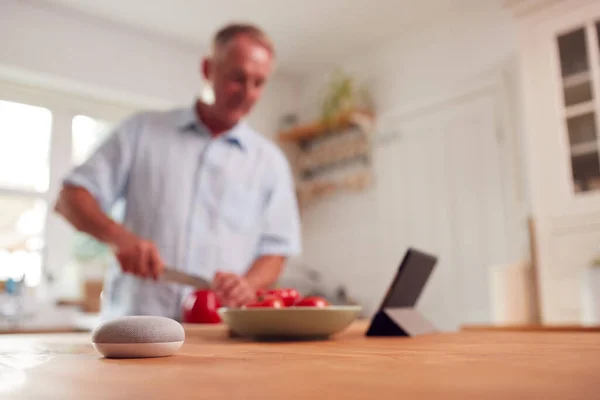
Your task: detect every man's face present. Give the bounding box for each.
[204,35,273,125]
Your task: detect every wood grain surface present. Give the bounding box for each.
[0,321,598,399]
[462,323,600,332]
[0,325,86,335]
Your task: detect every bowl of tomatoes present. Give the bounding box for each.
[217,288,362,340]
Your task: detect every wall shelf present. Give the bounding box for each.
[570,140,598,157]
[565,100,595,119]
[563,71,591,88]
[277,108,376,206]
[277,109,375,143]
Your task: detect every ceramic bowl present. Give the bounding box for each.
[217,305,362,340]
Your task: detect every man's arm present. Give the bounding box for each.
[244,255,286,290]
[55,185,125,245]
[55,113,163,279]
[213,255,285,307]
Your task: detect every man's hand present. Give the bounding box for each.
[112,231,164,280]
[213,272,257,308]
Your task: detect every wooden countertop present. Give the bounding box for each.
[0,308,99,335]
[462,323,600,332]
[1,320,598,399]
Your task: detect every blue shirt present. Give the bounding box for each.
[63,102,302,320]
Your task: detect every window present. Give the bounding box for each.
[0,196,46,286]
[0,100,52,286]
[72,115,112,166]
[0,85,138,293]
[0,100,52,192]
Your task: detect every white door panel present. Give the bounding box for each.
[375,93,509,330]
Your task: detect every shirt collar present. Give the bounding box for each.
[177,101,248,152]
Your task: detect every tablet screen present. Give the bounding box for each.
[376,248,437,310]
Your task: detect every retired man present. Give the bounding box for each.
[55,23,301,320]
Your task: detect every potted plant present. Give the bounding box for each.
[320,69,374,128]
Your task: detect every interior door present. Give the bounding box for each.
[375,114,458,330]
[443,94,509,325]
[375,93,509,330]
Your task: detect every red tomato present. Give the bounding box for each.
[245,295,285,308]
[181,290,221,324]
[295,296,329,307]
[266,288,301,307]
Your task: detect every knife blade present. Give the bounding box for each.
[160,268,212,289]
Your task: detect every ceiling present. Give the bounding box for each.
[41,0,480,75]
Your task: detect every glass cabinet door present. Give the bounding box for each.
[556,21,600,193]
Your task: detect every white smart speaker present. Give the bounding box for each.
[91,315,185,358]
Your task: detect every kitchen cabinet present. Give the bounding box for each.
[558,26,600,193]
[507,0,600,323]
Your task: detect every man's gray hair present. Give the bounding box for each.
[213,23,275,56]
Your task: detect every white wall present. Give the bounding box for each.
[0,0,298,139]
[297,1,517,119]
[289,1,529,324]
[0,0,200,108]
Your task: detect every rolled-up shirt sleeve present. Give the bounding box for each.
[256,151,302,257]
[63,114,140,212]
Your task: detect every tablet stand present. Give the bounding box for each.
[366,308,437,336]
[366,248,438,337]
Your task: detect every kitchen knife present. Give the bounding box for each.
[160,268,212,289]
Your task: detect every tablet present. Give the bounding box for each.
[366,248,437,336]
[375,248,437,310]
